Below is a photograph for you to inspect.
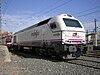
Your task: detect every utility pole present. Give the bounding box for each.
[0,0,2,44]
[94,19,97,46]
[0,0,1,32]
[86,30,88,44]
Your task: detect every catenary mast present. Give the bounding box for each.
[0,0,1,32]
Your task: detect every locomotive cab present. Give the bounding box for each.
[50,14,86,45]
[62,18,86,45]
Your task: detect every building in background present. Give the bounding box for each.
[86,32,100,46]
[97,32,100,45]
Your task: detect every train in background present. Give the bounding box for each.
[12,14,93,59]
[2,35,13,48]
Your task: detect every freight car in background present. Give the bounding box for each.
[12,14,93,59]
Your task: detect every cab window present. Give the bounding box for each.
[50,23,57,29]
[63,18,82,28]
[6,39,11,43]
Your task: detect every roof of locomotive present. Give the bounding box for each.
[15,18,51,34]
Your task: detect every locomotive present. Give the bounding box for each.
[12,14,92,59]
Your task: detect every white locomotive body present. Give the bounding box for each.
[13,14,89,59]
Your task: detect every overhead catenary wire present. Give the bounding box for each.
[3,0,100,33]
[0,0,1,32]
[36,0,73,18]
[77,10,100,18]
[32,0,100,35]
[34,0,100,20]
[73,5,100,15]
[72,6,100,34]
[30,0,100,34]
[33,0,63,15]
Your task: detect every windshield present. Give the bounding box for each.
[6,39,11,43]
[63,18,82,28]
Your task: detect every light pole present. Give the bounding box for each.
[94,19,97,46]
[0,0,1,32]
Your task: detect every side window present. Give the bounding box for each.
[50,23,57,29]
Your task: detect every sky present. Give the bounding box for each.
[2,0,100,33]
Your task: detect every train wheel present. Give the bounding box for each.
[58,52,67,60]
[13,45,18,50]
[19,46,24,51]
[31,47,36,54]
[47,48,55,58]
[38,48,43,56]
[35,48,41,56]
[46,48,51,57]
[82,47,87,55]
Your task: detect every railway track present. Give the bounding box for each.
[82,54,100,58]
[65,50,100,70]
[10,47,100,70]
[82,50,100,58]
[66,57,100,70]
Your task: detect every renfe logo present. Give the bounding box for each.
[31,30,39,37]
[72,33,82,38]
[73,33,77,36]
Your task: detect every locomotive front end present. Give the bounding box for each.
[57,14,87,59]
